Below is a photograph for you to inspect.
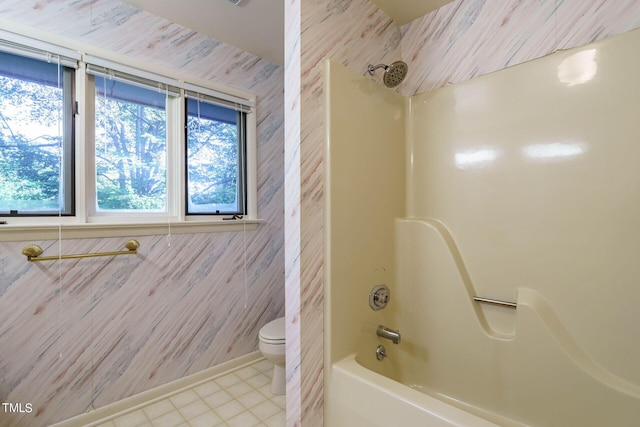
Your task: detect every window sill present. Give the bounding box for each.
[0,219,264,242]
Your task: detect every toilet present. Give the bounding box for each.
[258,316,286,395]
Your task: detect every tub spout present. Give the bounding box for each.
[377,325,401,344]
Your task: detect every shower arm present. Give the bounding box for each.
[367,64,388,76]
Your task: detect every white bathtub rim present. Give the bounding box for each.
[331,354,503,427]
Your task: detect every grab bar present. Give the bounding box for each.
[473,296,517,309]
[22,240,140,262]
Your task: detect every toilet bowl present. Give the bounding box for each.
[258,316,286,395]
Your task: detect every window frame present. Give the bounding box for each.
[0,47,77,217]
[87,72,175,220]
[0,27,259,240]
[184,96,248,217]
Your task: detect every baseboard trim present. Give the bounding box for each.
[50,351,264,427]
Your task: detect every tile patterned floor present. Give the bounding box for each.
[93,360,284,427]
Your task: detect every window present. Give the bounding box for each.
[0,29,257,236]
[0,50,75,215]
[186,97,246,215]
[94,76,169,212]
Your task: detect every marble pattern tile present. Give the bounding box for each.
[401,0,640,95]
[285,1,402,426]
[283,0,302,425]
[0,1,284,426]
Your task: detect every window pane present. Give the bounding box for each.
[0,52,73,215]
[186,98,245,215]
[95,76,167,212]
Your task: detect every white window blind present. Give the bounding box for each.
[184,87,252,112]
[0,29,80,68]
[86,63,180,97]
[84,54,254,110]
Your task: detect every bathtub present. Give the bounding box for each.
[326,355,500,427]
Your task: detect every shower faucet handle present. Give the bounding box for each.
[369,284,390,310]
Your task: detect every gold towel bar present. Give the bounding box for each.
[22,240,140,262]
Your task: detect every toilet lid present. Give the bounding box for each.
[259,317,285,343]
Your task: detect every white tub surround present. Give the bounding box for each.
[324,29,640,426]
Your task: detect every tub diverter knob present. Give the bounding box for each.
[376,345,387,360]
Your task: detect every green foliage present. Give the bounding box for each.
[1,71,241,214]
[187,115,239,208]
[95,92,167,211]
[0,75,64,211]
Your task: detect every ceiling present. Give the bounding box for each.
[370,0,454,26]
[121,0,284,65]
[121,0,452,66]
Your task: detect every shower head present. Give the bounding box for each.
[367,60,408,88]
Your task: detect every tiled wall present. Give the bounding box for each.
[0,1,284,426]
[285,0,640,426]
[401,0,640,95]
[283,0,302,425]
[284,1,402,426]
